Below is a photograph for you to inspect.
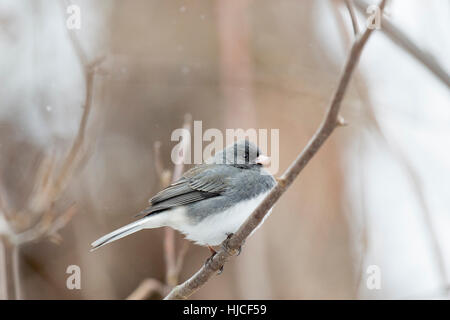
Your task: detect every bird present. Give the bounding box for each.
[91,140,276,259]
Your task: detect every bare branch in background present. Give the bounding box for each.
[336,0,449,297]
[0,240,7,299]
[165,114,192,287]
[153,141,171,187]
[332,0,369,296]
[127,278,167,300]
[164,0,387,300]
[0,4,104,299]
[11,204,77,245]
[127,114,192,299]
[9,34,103,246]
[344,0,360,36]
[354,0,450,89]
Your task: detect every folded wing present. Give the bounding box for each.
[136,164,232,216]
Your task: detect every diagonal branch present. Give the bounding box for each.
[344,0,361,36]
[164,0,387,300]
[354,0,450,89]
[339,0,448,296]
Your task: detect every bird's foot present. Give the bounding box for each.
[222,233,242,257]
[204,246,224,275]
[204,246,217,267]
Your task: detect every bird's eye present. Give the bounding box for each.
[244,150,249,162]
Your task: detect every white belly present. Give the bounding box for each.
[166,191,272,246]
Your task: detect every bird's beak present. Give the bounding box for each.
[256,154,271,167]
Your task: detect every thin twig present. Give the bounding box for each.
[0,2,103,299]
[331,0,371,297]
[171,114,192,183]
[127,115,192,298]
[344,0,360,36]
[11,204,77,246]
[52,59,103,200]
[368,117,449,295]
[354,0,450,89]
[164,0,387,300]
[0,238,7,300]
[12,246,22,300]
[165,114,192,286]
[127,279,167,300]
[335,0,448,297]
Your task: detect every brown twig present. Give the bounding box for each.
[152,141,171,187]
[127,114,192,299]
[164,0,387,300]
[127,278,167,300]
[353,0,450,89]
[11,204,77,246]
[0,238,7,300]
[0,4,103,299]
[344,0,360,36]
[331,0,371,297]
[165,114,192,286]
[51,58,103,198]
[10,14,103,245]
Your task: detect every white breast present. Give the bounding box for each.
[165,191,272,246]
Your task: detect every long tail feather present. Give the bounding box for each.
[90,214,165,251]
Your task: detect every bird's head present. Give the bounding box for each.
[210,140,271,169]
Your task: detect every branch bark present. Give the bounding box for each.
[164,0,387,300]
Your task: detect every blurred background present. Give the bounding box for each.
[0,0,449,299]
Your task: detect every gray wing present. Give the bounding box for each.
[136,164,232,216]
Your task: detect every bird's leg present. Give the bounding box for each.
[204,246,217,266]
[204,246,224,275]
[208,245,216,255]
[222,233,242,256]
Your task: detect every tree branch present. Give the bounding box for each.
[164,0,387,300]
[354,0,450,89]
[127,278,167,300]
[344,0,360,36]
[127,114,192,299]
[340,0,449,296]
[0,2,104,299]
[165,114,192,287]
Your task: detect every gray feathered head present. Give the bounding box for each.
[207,140,270,168]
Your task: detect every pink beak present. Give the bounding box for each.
[256,154,271,167]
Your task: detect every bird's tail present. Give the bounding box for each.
[90,214,166,251]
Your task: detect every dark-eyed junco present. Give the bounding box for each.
[91,140,275,254]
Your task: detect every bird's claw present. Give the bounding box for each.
[204,255,214,268]
[222,233,242,256]
[204,248,224,275]
[204,246,217,268]
[217,265,224,275]
[205,235,242,275]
